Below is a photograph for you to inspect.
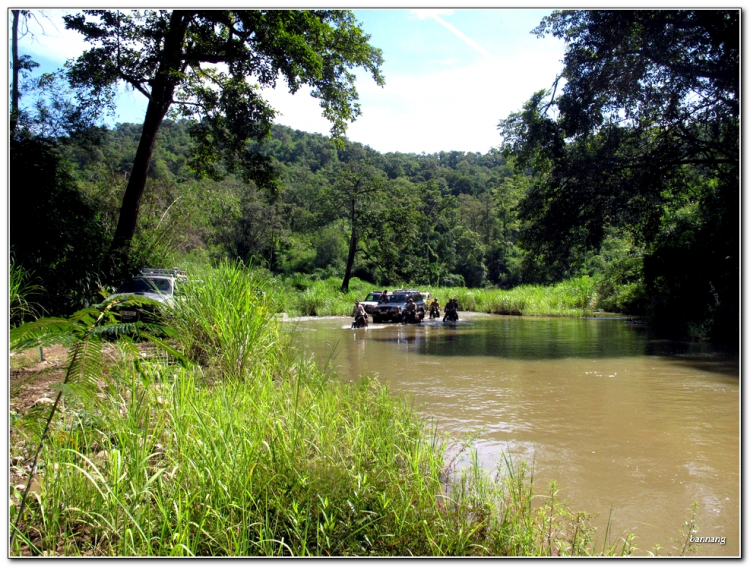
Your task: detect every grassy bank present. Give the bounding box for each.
[10,263,635,556]
[277,274,599,318]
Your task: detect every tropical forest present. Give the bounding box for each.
[9,9,739,557]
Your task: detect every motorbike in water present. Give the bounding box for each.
[429,305,440,319]
[443,308,458,322]
[352,314,368,328]
[401,310,423,324]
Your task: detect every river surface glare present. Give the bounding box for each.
[290,312,739,557]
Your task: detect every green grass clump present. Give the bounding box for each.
[331,276,597,318]
[10,263,631,556]
[10,262,43,327]
[166,260,282,381]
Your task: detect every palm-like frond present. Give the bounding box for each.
[66,333,104,391]
[91,322,140,338]
[10,318,76,351]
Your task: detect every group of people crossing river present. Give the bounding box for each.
[352,290,459,328]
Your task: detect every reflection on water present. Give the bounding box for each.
[291,314,739,557]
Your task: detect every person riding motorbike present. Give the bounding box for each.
[429,298,440,319]
[402,297,419,324]
[443,298,458,322]
[352,300,368,328]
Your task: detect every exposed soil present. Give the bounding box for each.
[10,345,69,417]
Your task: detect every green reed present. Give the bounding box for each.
[429,276,598,317]
[283,277,374,317]
[280,276,600,319]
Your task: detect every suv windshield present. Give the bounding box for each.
[117,277,172,294]
[386,294,409,303]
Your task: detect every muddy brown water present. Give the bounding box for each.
[290,312,740,556]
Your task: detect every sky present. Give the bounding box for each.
[16,8,566,155]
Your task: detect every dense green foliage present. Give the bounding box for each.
[499,10,738,340]
[56,120,530,288]
[11,116,717,333]
[10,9,738,342]
[63,9,384,258]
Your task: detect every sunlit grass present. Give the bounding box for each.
[430,277,598,317]
[10,263,632,556]
[282,277,374,317]
[281,276,599,318]
[16,361,621,556]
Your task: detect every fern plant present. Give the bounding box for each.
[9,296,189,549]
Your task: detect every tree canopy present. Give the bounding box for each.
[499,9,739,337]
[64,9,384,260]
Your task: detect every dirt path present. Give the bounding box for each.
[10,345,69,418]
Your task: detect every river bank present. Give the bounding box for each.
[11,263,696,557]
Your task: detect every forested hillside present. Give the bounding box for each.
[14,120,536,294]
[11,115,734,340]
[10,9,738,342]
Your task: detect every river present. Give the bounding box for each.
[290,312,740,557]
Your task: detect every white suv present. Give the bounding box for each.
[107,268,186,322]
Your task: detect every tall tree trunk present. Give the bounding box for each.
[107,11,189,266]
[11,10,20,134]
[341,201,357,292]
[108,98,170,262]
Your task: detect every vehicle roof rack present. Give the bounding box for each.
[140,267,187,278]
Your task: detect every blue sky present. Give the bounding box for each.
[16,9,566,154]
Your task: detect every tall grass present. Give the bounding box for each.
[278,275,599,319]
[282,276,374,317]
[165,261,281,381]
[10,263,633,556]
[10,262,43,326]
[280,276,599,318]
[430,276,598,317]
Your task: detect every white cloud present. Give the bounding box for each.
[261,84,332,136]
[261,48,562,155]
